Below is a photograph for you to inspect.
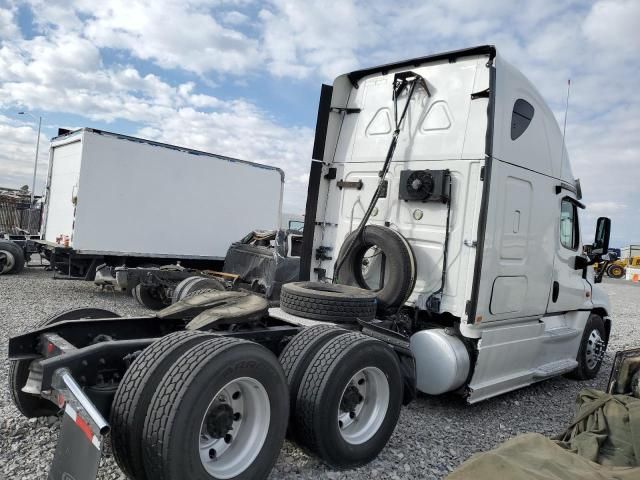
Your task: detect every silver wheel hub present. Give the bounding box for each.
[585,329,605,370]
[337,367,389,445]
[199,377,270,479]
[0,250,15,274]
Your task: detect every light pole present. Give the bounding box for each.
[18,111,42,233]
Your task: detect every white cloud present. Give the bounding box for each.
[0,115,49,193]
[583,0,640,53]
[23,0,261,76]
[0,0,639,237]
[0,7,19,40]
[0,12,313,211]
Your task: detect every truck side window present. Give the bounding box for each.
[511,99,534,140]
[560,199,579,250]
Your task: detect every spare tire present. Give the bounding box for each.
[335,225,416,312]
[280,282,376,323]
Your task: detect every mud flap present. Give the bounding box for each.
[48,405,103,480]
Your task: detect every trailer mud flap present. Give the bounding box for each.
[49,405,103,480]
[47,368,109,480]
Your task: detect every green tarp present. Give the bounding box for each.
[447,389,640,480]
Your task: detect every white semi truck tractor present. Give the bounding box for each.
[8,46,612,480]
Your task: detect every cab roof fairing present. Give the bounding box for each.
[325,46,576,188]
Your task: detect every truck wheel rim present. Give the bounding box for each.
[585,329,605,370]
[0,250,15,274]
[198,377,270,479]
[337,366,389,445]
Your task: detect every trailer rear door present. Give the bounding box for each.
[43,136,83,243]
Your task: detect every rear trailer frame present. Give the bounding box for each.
[8,308,414,479]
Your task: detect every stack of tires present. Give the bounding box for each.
[0,240,25,275]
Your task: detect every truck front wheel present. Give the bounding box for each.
[567,313,607,380]
[293,332,403,468]
[142,337,289,480]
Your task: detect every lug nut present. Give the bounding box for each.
[224,434,233,444]
[233,412,241,421]
[209,448,216,459]
[232,391,241,400]
[349,411,356,419]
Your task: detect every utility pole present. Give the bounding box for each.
[18,111,42,233]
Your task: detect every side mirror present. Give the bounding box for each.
[592,217,611,256]
[573,255,589,270]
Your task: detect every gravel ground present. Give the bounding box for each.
[1,263,639,480]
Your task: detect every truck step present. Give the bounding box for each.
[532,359,578,379]
[542,327,581,343]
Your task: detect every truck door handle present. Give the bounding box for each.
[552,281,559,303]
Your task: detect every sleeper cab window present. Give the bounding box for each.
[511,99,534,140]
[560,199,579,250]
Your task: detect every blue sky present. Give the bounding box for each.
[0,0,638,245]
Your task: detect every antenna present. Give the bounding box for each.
[562,79,571,143]
[559,79,571,167]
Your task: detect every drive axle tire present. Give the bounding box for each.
[567,313,607,380]
[0,240,25,274]
[9,308,119,418]
[142,336,289,480]
[280,282,376,323]
[336,225,416,312]
[111,330,215,480]
[293,332,403,468]
[278,325,349,434]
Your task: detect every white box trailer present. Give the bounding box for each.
[39,128,283,277]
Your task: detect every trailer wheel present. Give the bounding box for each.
[9,308,120,418]
[133,283,165,310]
[280,282,376,323]
[293,332,402,468]
[606,264,625,279]
[111,330,215,480]
[0,240,25,274]
[143,337,288,480]
[567,313,607,380]
[278,325,348,436]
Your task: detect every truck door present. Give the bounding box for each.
[546,196,590,313]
